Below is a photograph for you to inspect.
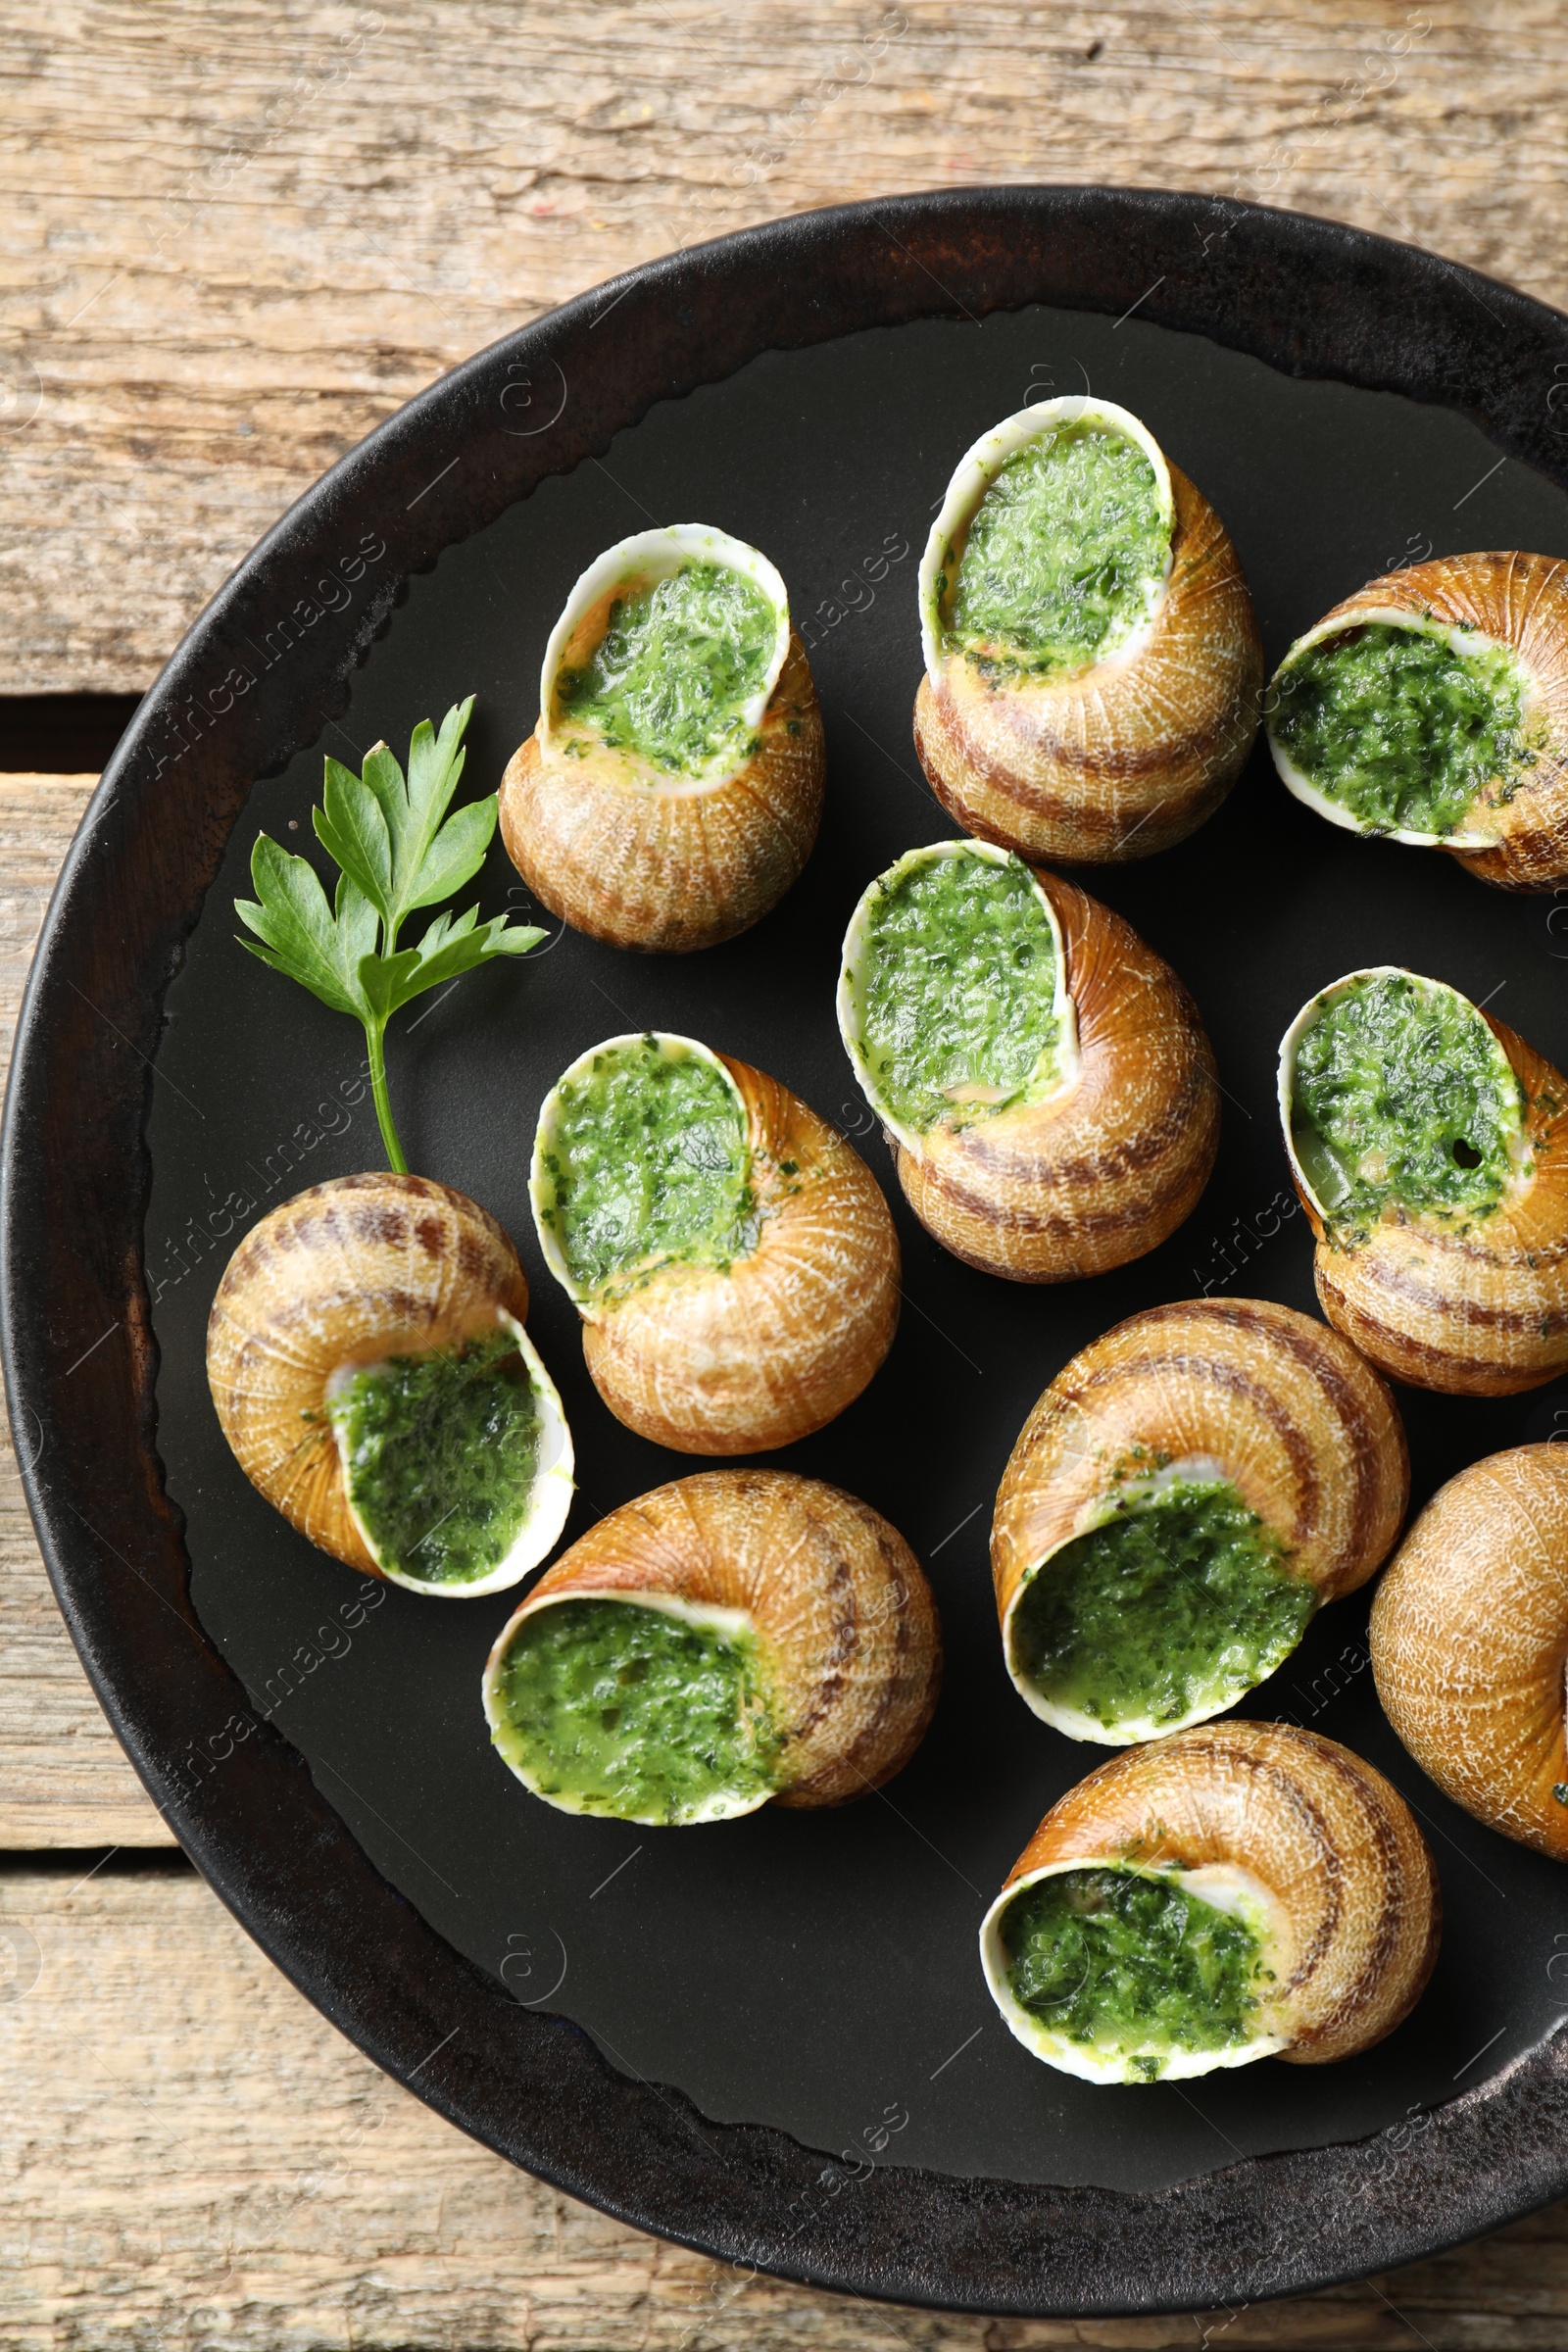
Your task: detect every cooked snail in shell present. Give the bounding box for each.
[1280,965,1568,1395]
[1371,1445,1568,1859]
[207,1174,573,1596]
[1267,552,1568,892]
[483,1469,942,1825]
[499,525,825,952]
[837,839,1219,1281]
[980,1721,1440,2083]
[912,398,1262,863]
[991,1298,1407,1743]
[531,1032,900,1452]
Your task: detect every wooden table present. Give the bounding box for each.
[6,6,1568,2341]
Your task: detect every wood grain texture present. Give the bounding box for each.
[0,776,171,1846]
[4,1,1568,692]
[0,1860,1564,2352]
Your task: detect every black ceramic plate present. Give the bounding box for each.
[9,189,1568,2321]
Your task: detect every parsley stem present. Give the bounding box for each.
[366,1017,408,1174]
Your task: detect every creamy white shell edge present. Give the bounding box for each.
[1276,963,1533,1230]
[334,1308,575,1601]
[537,523,792,774]
[836,839,1081,1160]
[528,1030,748,1314]
[977,1859,1292,2083]
[1266,606,1520,850]
[917,397,1176,686]
[1000,1452,1301,1746]
[481,1588,773,1826]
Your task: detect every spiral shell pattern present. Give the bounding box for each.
[484,1469,942,1811]
[981,1722,1441,2073]
[1371,1445,1568,1860]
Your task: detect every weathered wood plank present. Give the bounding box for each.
[0,1861,1564,2350]
[4,1,1568,691]
[0,776,172,1846]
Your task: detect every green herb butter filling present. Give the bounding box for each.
[1290,971,1524,1237]
[1008,1479,1314,1734]
[853,852,1064,1135]
[1271,621,1537,837]
[489,1596,781,1824]
[998,1866,1269,2081]
[538,1037,754,1299]
[555,561,777,778]
[941,422,1169,678]
[326,1328,541,1588]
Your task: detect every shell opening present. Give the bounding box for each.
[1003,1470,1315,1746]
[1278,966,1530,1245]
[1266,610,1541,849]
[837,840,1079,1156]
[326,1309,574,1599]
[978,1859,1290,2084]
[538,524,791,792]
[531,1032,755,1310]
[482,1589,779,1826]
[918,398,1175,687]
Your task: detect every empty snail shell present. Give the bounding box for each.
[531,1032,900,1452]
[499,525,825,952]
[837,839,1219,1281]
[992,1298,1408,1743]
[482,1468,942,1824]
[207,1174,573,1596]
[1371,1445,1568,1859]
[1280,965,1568,1395]
[1267,552,1568,892]
[979,1721,1440,2083]
[912,398,1262,864]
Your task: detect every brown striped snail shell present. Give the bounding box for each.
[499,525,825,952]
[483,1469,942,1822]
[531,1033,900,1453]
[1267,552,1568,892]
[992,1298,1408,1742]
[912,399,1262,864]
[980,1722,1441,2082]
[207,1174,573,1595]
[1280,967,1568,1396]
[1370,1445,1568,1860]
[837,841,1219,1281]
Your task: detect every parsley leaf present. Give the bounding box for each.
[235,697,544,1172]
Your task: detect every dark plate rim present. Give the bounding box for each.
[7,184,1568,2320]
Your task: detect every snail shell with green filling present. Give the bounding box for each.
[1371,1445,1568,1859]
[207,1174,574,1596]
[1266,552,1568,892]
[1280,965,1568,1395]
[991,1297,1408,1743]
[531,1032,900,1452]
[912,398,1262,864]
[483,1469,942,1825]
[979,1722,1440,2084]
[837,839,1219,1281]
[500,525,825,952]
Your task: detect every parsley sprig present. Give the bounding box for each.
[235,697,544,1172]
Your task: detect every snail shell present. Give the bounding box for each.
[912,399,1262,864]
[1280,967,1568,1396]
[837,842,1219,1281]
[531,1033,900,1453]
[207,1174,574,1595]
[482,1469,942,1821]
[1370,1445,1568,1859]
[1266,553,1568,891]
[499,525,825,952]
[980,1722,1441,2082]
[992,1298,1408,1741]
